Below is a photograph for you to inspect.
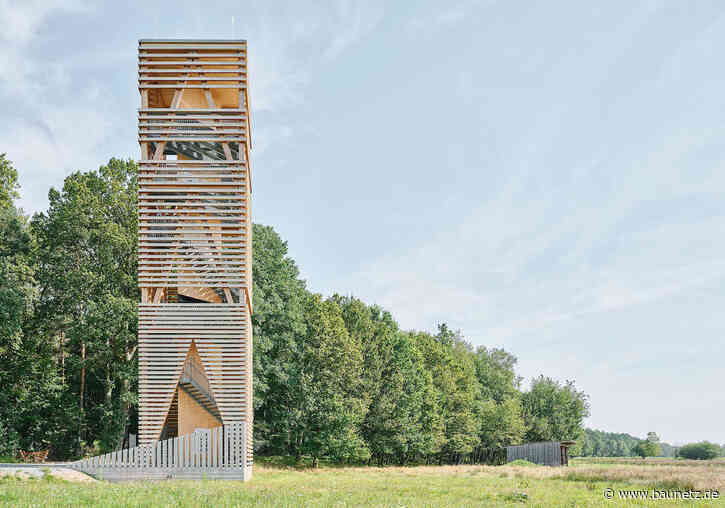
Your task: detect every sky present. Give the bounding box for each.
[1,0,723,446]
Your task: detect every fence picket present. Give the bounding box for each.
[72,422,247,479]
[194,432,197,468]
[231,424,236,466]
[205,430,209,468]
[190,432,195,468]
[241,424,247,470]
[226,425,231,466]
[213,427,219,467]
[217,426,222,467]
[184,434,188,469]
[234,423,242,466]
[199,431,204,468]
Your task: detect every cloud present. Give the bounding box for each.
[407,0,488,34]
[0,1,85,97]
[0,0,112,213]
[242,2,383,166]
[243,1,382,113]
[332,114,725,349]
[0,0,384,213]
[0,0,88,44]
[321,0,383,61]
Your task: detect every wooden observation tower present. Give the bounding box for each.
[136,39,252,471]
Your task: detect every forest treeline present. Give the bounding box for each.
[0,157,594,464]
[574,429,678,458]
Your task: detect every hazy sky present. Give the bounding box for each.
[1,0,723,446]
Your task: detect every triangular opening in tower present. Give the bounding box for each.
[160,341,222,439]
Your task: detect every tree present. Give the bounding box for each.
[0,154,20,209]
[0,157,72,458]
[413,325,480,464]
[31,158,138,455]
[364,330,443,465]
[333,295,443,465]
[473,346,525,451]
[659,442,677,458]
[477,398,525,449]
[474,346,521,403]
[521,376,590,442]
[566,429,679,458]
[677,442,720,460]
[633,440,661,459]
[251,223,308,453]
[287,295,368,465]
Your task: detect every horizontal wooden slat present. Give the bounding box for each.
[139,75,246,80]
[140,84,246,89]
[139,69,246,74]
[138,42,252,469]
[140,60,246,66]
[140,52,246,57]
[139,43,246,49]
[137,110,245,114]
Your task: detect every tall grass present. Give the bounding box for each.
[0,459,722,507]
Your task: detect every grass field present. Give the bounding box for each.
[1,457,723,507]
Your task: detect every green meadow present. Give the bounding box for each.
[1,458,723,507]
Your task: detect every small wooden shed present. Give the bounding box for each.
[506,441,576,466]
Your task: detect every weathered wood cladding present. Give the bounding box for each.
[137,39,253,472]
[506,441,572,466]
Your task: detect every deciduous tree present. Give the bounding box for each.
[633,440,660,459]
[521,376,589,443]
[288,295,368,465]
[251,224,308,453]
[677,442,720,460]
[31,158,138,454]
[0,154,19,209]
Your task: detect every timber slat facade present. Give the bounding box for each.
[137,39,253,477]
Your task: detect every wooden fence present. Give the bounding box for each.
[70,422,249,481]
[468,446,507,465]
[506,441,568,466]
